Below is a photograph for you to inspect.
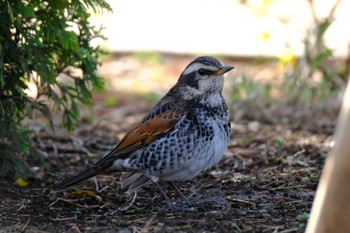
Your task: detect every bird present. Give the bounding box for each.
[54,56,234,209]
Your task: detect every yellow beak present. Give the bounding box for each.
[215,65,234,75]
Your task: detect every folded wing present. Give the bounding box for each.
[54,98,188,190]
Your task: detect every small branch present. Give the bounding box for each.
[19,218,31,232]
[279,228,300,233]
[307,0,318,25]
[226,196,257,208]
[328,0,342,19]
[49,216,77,222]
[270,185,308,190]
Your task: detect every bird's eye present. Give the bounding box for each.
[198,69,207,75]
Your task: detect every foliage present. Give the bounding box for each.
[132,51,164,65]
[0,0,112,178]
[0,122,33,176]
[231,74,273,104]
[232,0,348,114]
[297,212,310,228]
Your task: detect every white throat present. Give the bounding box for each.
[200,93,223,106]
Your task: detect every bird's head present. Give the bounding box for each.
[176,56,233,102]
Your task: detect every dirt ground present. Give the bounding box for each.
[0,55,338,232]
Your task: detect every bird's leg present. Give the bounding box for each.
[154,182,174,208]
[169,181,190,205]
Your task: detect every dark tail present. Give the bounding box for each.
[53,159,114,190]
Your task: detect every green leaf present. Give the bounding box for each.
[60,31,79,51]
[46,28,56,42]
[62,109,75,132]
[33,101,52,120]
[21,5,36,17]
[317,20,332,39]
[93,76,105,92]
[311,49,333,70]
[70,101,80,120]
[274,138,284,149]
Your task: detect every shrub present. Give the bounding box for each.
[0,0,111,178]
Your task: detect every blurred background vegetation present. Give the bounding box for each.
[1,0,349,179]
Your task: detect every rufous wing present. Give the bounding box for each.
[54,99,188,189]
[105,99,188,160]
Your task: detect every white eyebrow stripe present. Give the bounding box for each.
[182,63,217,76]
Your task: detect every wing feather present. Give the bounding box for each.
[106,99,187,159]
[54,97,188,189]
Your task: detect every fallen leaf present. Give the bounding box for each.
[16,177,28,187]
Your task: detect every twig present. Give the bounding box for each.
[279,227,299,233]
[49,197,100,209]
[232,222,242,232]
[328,0,342,19]
[292,149,305,158]
[114,191,138,213]
[307,0,341,26]
[141,214,156,233]
[94,177,109,193]
[226,196,256,208]
[49,197,63,207]
[131,214,157,233]
[71,225,82,233]
[270,185,308,191]
[285,200,304,206]
[50,216,77,221]
[20,218,30,232]
[17,203,26,212]
[307,0,318,25]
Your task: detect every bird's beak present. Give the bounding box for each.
[215,65,234,75]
